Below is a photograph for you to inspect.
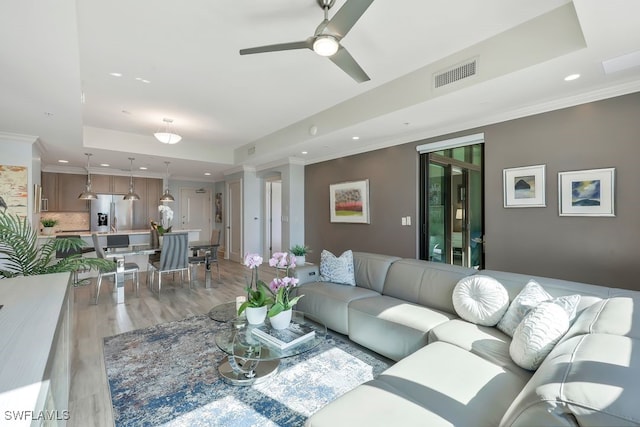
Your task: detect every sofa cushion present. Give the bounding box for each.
[382,259,477,314]
[308,341,530,427]
[293,281,379,335]
[428,319,531,380]
[509,302,570,371]
[319,249,355,286]
[497,280,580,337]
[481,270,606,315]
[352,252,401,293]
[452,275,509,326]
[501,334,640,427]
[561,296,640,343]
[348,295,455,361]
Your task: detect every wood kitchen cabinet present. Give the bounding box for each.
[57,173,90,211]
[112,176,131,194]
[90,174,110,193]
[41,172,89,212]
[132,178,163,229]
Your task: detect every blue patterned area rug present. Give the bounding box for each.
[103,315,391,427]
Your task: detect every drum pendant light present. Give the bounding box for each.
[123,157,140,201]
[159,161,175,202]
[78,153,98,200]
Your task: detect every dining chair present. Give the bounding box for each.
[148,232,190,295]
[91,233,140,304]
[55,235,94,284]
[106,234,129,248]
[188,229,222,284]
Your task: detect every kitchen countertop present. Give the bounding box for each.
[37,229,201,239]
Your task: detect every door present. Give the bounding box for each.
[180,188,211,242]
[420,143,484,269]
[227,179,242,262]
[265,180,282,257]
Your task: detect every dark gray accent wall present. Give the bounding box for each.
[305,92,640,290]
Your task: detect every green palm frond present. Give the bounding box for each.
[0,212,111,278]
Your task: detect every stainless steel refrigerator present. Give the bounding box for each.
[90,194,134,232]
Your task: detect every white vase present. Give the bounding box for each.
[295,255,306,266]
[158,235,164,246]
[245,306,268,325]
[43,226,54,236]
[269,309,292,330]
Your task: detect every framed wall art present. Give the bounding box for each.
[503,164,546,208]
[558,168,615,217]
[330,179,370,224]
[0,164,28,217]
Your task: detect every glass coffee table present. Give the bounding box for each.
[213,307,327,386]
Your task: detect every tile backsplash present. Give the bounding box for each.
[40,212,90,234]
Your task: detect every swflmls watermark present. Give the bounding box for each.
[4,410,70,421]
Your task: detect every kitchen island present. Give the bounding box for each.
[0,273,72,426]
[37,229,201,246]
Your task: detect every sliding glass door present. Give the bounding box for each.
[419,143,484,268]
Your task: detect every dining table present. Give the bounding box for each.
[189,240,220,288]
[104,244,160,303]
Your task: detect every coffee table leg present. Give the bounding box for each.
[218,356,279,386]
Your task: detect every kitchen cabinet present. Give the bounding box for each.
[90,174,111,193]
[41,172,88,212]
[57,173,90,211]
[112,176,131,194]
[132,178,163,229]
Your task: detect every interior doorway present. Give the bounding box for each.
[226,179,242,262]
[265,179,282,258]
[419,142,484,269]
[179,187,211,242]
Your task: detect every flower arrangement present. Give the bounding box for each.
[151,205,173,235]
[267,252,303,317]
[237,252,304,317]
[237,253,273,315]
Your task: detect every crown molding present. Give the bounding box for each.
[0,131,38,144]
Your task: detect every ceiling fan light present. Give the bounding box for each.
[313,36,339,57]
[154,132,182,144]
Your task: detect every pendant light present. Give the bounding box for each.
[159,161,175,202]
[78,153,98,200]
[154,118,182,144]
[123,157,140,201]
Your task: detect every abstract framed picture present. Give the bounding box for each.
[330,179,370,223]
[558,168,615,217]
[503,164,546,208]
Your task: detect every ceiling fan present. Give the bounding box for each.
[239,0,374,83]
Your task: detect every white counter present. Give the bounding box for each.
[0,273,72,426]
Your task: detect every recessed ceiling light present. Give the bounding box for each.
[139,166,148,170]
[564,74,580,81]
[135,77,151,84]
[301,151,308,155]
[100,163,110,167]
[58,159,68,163]
[204,172,211,176]
[352,136,360,140]
[109,72,122,77]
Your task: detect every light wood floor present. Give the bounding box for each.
[68,258,277,427]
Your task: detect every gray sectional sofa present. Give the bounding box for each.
[294,252,640,427]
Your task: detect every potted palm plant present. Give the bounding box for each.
[40,218,57,235]
[1,212,111,279]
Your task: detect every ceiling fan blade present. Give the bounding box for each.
[328,45,370,83]
[240,39,312,55]
[325,0,374,39]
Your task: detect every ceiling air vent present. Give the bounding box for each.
[434,58,477,88]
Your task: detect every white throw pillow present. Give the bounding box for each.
[510,302,570,370]
[319,249,356,286]
[497,280,580,337]
[452,275,509,326]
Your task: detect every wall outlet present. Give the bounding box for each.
[401,217,407,226]
[406,216,411,226]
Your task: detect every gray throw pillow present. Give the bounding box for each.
[319,249,356,286]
